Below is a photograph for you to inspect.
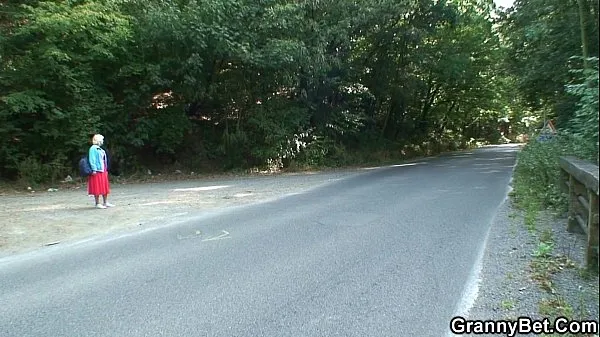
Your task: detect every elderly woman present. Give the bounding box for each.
[88,134,114,209]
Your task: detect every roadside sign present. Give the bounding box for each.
[536,120,557,142]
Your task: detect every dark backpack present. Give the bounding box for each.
[104,148,111,172]
[78,155,93,177]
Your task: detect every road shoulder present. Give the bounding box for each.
[464,199,599,335]
[0,170,359,258]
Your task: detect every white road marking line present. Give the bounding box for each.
[201,230,230,242]
[172,185,230,192]
[446,154,519,337]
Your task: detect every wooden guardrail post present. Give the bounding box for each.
[559,156,599,271]
[567,176,588,234]
[588,190,599,269]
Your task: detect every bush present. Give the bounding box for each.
[17,154,68,186]
[512,132,597,213]
[512,139,564,211]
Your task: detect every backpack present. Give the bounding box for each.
[104,148,111,173]
[78,155,93,177]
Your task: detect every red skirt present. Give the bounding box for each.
[88,171,110,196]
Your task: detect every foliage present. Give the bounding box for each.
[511,133,597,215]
[500,0,598,122]
[565,57,599,162]
[500,0,599,125]
[0,0,563,181]
[0,0,133,178]
[504,0,598,229]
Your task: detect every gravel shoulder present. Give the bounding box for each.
[465,198,599,335]
[0,169,361,258]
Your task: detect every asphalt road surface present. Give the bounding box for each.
[0,145,519,337]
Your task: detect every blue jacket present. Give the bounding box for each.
[88,145,106,172]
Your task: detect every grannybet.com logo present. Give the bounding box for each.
[450,316,599,337]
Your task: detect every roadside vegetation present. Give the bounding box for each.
[510,135,599,335]
[506,0,599,328]
[2,0,595,188]
[508,56,598,333]
[0,0,542,187]
[495,0,599,331]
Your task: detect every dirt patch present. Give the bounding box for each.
[0,170,359,258]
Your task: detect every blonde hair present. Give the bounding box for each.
[92,134,104,145]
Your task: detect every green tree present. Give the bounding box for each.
[0,1,133,181]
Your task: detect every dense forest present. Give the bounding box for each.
[0,0,597,184]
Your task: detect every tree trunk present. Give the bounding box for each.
[381,99,395,139]
[577,0,590,69]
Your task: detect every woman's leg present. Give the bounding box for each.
[102,194,114,207]
[101,171,113,207]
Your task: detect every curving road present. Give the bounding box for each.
[0,145,518,337]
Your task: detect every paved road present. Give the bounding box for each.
[0,145,518,337]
